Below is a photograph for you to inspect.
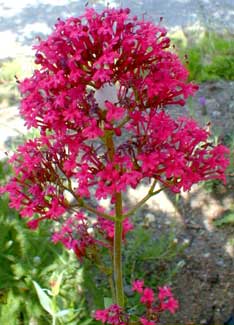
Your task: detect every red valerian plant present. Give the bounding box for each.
[2,7,229,324]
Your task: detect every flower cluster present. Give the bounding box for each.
[94,217,134,243]
[95,280,179,324]
[51,212,133,260]
[95,304,128,325]
[52,212,97,260]
[2,7,229,236]
[132,280,178,323]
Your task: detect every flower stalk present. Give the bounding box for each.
[114,192,124,307]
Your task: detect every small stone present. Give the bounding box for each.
[183,238,190,246]
[144,213,155,223]
[211,110,221,118]
[216,259,224,267]
[124,285,134,297]
[173,238,178,244]
[177,260,186,268]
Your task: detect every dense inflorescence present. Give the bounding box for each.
[2,7,229,254]
[95,280,179,324]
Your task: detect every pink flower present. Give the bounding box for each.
[132,281,179,320]
[27,218,42,230]
[3,6,229,273]
[158,286,173,300]
[95,309,108,323]
[94,304,127,325]
[140,288,155,306]
[6,7,228,214]
[158,286,179,314]
[161,296,179,314]
[95,217,133,243]
[105,101,125,122]
[52,213,97,260]
[140,317,156,325]
[132,279,145,293]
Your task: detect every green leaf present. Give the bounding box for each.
[33,280,53,315]
[55,309,73,317]
[79,318,93,325]
[51,271,64,296]
[213,211,234,226]
[104,297,112,308]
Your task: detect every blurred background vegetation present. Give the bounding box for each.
[172,30,234,82]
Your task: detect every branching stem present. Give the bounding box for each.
[122,180,165,219]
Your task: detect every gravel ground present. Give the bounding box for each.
[0,0,234,59]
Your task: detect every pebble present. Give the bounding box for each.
[216,259,225,267]
[177,260,186,268]
[211,110,221,118]
[124,285,134,297]
[183,238,190,245]
[144,213,156,223]
[173,238,178,244]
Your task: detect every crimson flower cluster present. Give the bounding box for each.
[95,304,128,325]
[95,280,178,324]
[132,280,178,316]
[2,7,229,251]
[51,212,133,260]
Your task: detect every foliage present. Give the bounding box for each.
[0,59,22,82]
[0,211,91,324]
[33,278,93,325]
[203,132,234,193]
[0,160,90,324]
[173,31,234,82]
[80,226,184,314]
[204,132,234,228]
[223,134,234,176]
[0,58,34,108]
[213,211,234,227]
[123,227,184,286]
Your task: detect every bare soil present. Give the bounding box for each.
[137,81,234,324]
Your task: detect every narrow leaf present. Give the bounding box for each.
[213,211,234,226]
[33,280,53,315]
[55,309,72,317]
[79,318,93,325]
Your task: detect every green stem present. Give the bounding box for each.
[108,274,116,304]
[66,185,115,221]
[103,129,125,306]
[114,192,124,307]
[52,296,57,325]
[81,201,115,221]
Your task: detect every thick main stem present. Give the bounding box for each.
[104,131,125,307]
[114,192,124,307]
